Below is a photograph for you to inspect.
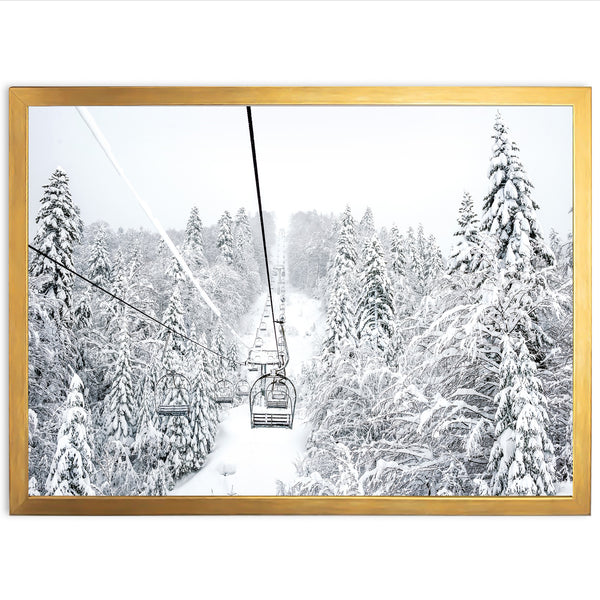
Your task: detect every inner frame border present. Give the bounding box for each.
[9,86,591,515]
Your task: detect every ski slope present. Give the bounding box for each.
[172,285,324,496]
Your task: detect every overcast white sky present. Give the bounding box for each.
[29,105,572,252]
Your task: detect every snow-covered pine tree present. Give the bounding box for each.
[233,207,252,267]
[211,322,228,375]
[405,226,416,264]
[161,363,195,479]
[105,248,127,329]
[331,205,358,282]
[217,210,234,265]
[131,380,170,495]
[323,277,356,359]
[356,235,396,355]
[112,248,126,299]
[481,112,554,272]
[448,192,482,274]
[105,316,136,443]
[196,331,219,444]
[410,224,430,296]
[183,205,208,273]
[30,168,83,321]
[155,271,195,480]
[322,206,359,359]
[185,327,219,468]
[46,372,95,496]
[389,225,407,278]
[488,334,556,496]
[227,342,239,372]
[232,207,261,297]
[359,207,375,245]
[427,233,444,280]
[74,288,92,331]
[102,440,139,495]
[88,226,112,289]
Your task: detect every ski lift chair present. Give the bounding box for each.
[249,374,296,429]
[235,379,250,399]
[255,336,263,348]
[214,379,235,404]
[155,371,191,417]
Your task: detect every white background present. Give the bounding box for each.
[1,2,597,599]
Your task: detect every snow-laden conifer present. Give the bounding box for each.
[46,372,95,495]
[183,205,207,272]
[323,277,356,358]
[30,168,83,320]
[389,225,407,278]
[88,226,112,288]
[185,328,219,468]
[488,334,555,495]
[359,207,375,245]
[482,113,554,272]
[105,317,136,442]
[132,382,170,494]
[331,205,358,281]
[448,192,482,274]
[217,210,234,265]
[356,235,395,354]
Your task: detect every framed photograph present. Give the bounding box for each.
[9,87,591,515]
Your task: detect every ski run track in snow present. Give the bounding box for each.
[172,286,324,496]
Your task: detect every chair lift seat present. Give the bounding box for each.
[156,404,189,417]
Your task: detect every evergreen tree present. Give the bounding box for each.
[212,322,228,375]
[217,210,234,265]
[161,364,195,479]
[449,192,482,274]
[88,226,112,289]
[105,317,136,442]
[488,334,556,495]
[323,277,356,358]
[331,205,358,281]
[161,282,186,355]
[186,328,219,468]
[30,168,83,321]
[46,372,95,496]
[227,342,239,372]
[359,207,375,245]
[405,226,416,266]
[112,248,126,299]
[389,225,407,278]
[481,113,554,272]
[356,235,396,354]
[74,288,92,331]
[132,381,170,495]
[427,233,444,279]
[322,206,359,359]
[412,224,429,295]
[102,440,139,495]
[233,207,261,295]
[183,205,207,272]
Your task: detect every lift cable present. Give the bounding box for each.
[246,106,281,367]
[28,244,246,366]
[75,106,250,351]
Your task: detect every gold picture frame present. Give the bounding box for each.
[9,86,591,515]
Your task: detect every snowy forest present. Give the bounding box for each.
[28,112,572,497]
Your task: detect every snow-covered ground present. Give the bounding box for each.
[555,481,573,496]
[172,272,324,496]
